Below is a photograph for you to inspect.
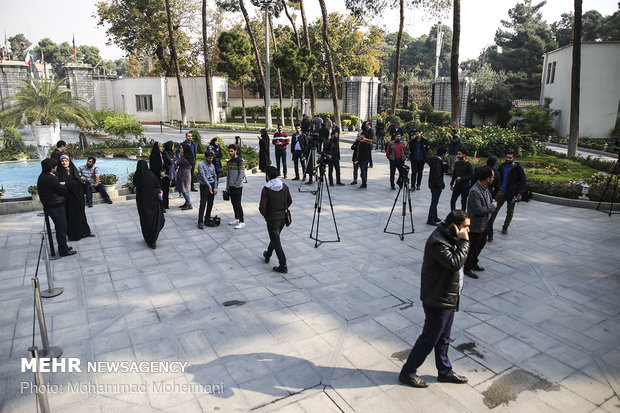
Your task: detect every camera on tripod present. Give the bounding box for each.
[317,150,332,166]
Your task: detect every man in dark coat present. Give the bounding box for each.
[447,129,461,175]
[450,150,474,211]
[50,140,67,162]
[385,133,408,190]
[399,210,470,388]
[488,150,527,238]
[426,148,447,226]
[323,131,343,186]
[408,130,430,190]
[290,124,307,180]
[37,158,76,257]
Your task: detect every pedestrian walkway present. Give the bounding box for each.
[0,152,618,412]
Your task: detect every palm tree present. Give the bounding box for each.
[0,78,94,128]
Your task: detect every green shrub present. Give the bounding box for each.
[509,97,558,138]
[340,113,360,130]
[588,181,620,202]
[90,108,117,131]
[2,127,26,153]
[104,112,144,137]
[395,109,414,123]
[528,178,582,199]
[189,129,205,153]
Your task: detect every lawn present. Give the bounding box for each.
[519,155,601,182]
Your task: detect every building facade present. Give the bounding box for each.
[540,42,620,138]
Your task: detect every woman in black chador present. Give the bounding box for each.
[161,141,175,209]
[55,154,93,241]
[149,141,170,211]
[258,128,271,172]
[133,160,165,249]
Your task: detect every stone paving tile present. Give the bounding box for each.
[1,150,619,412]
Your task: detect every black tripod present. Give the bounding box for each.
[384,165,414,240]
[595,153,619,216]
[310,160,340,248]
[299,146,317,193]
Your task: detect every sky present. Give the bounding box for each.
[1,0,617,62]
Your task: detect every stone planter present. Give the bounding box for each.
[103,184,116,192]
[128,155,137,160]
[33,124,61,147]
[104,154,114,159]
[31,194,40,202]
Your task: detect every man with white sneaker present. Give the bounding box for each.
[226,144,246,229]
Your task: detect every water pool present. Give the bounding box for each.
[0,158,139,198]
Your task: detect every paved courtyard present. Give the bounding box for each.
[0,149,619,412]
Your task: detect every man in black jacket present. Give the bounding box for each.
[323,131,344,186]
[450,150,474,210]
[426,148,446,226]
[408,130,429,190]
[399,210,470,388]
[488,151,527,238]
[37,158,76,257]
[290,124,307,181]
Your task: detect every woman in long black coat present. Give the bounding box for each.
[258,129,270,172]
[55,155,93,241]
[149,142,169,211]
[161,141,175,209]
[134,160,165,249]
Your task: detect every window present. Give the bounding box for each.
[136,94,153,111]
[550,61,556,84]
[546,63,552,84]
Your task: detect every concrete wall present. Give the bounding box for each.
[63,64,95,105]
[432,77,472,125]
[540,42,620,138]
[0,61,30,109]
[93,76,228,123]
[226,98,342,120]
[342,76,380,124]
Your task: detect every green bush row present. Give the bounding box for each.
[230,106,299,120]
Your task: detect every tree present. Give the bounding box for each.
[318,0,341,130]
[552,10,607,47]
[202,1,221,124]
[96,0,199,77]
[345,0,448,113]
[468,63,512,126]
[79,45,103,67]
[269,14,286,126]
[509,97,557,137]
[450,0,460,125]
[568,0,581,158]
[164,0,187,125]
[0,78,95,129]
[486,0,557,99]
[217,32,253,127]
[289,0,317,115]
[273,41,316,128]
[8,34,31,61]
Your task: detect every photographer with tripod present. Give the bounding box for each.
[303,132,319,185]
[290,124,307,181]
[386,133,408,190]
[323,131,344,187]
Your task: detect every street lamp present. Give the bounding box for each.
[250,0,282,130]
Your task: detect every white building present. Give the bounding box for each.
[93,76,228,124]
[540,42,620,138]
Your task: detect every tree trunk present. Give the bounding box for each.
[202,0,215,124]
[269,15,285,126]
[391,0,405,114]
[241,81,247,128]
[165,0,186,125]
[318,0,340,130]
[568,0,582,158]
[283,1,303,120]
[239,0,266,101]
[299,0,316,115]
[450,0,461,126]
[290,86,295,130]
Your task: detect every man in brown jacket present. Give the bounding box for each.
[260,166,293,274]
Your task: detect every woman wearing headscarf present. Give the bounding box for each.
[149,141,168,211]
[208,137,223,176]
[258,129,271,172]
[162,141,175,209]
[55,154,94,241]
[133,160,165,249]
[176,143,193,210]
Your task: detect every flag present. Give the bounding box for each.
[72,34,76,57]
[24,51,31,66]
[3,30,9,60]
[40,50,44,64]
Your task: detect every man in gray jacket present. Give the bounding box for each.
[227,144,246,229]
[464,167,497,279]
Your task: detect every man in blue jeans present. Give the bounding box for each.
[78,157,113,207]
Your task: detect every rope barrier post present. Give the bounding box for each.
[27,346,51,413]
[43,212,56,258]
[39,231,63,298]
[32,277,63,359]
[160,120,163,134]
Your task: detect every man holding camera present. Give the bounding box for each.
[290,124,307,181]
[386,132,408,190]
[323,131,344,187]
[408,130,430,191]
[399,210,470,389]
[272,123,289,179]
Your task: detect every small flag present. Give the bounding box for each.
[40,50,44,64]
[3,30,10,60]
[24,51,31,66]
[72,34,76,57]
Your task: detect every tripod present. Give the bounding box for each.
[310,160,340,248]
[384,166,415,240]
[595,153,619,216]
[298,146,317,193]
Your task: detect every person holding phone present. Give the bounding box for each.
[399,210,470,389]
